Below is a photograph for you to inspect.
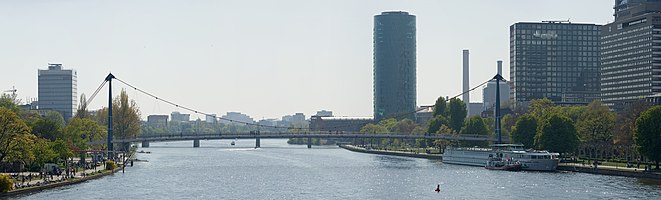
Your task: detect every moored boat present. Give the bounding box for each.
[443,144,559,171]
[485,157,522,171]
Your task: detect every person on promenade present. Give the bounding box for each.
[435,184,441,193]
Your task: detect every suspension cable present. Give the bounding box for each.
[86,79,108,106]
[111,76,498,131]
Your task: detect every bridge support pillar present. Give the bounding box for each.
[307,137,312,149]
[255,137,260,148]
[141,141,150,148]
[193,139,200,148]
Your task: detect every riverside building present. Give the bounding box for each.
[373,11,416,121]
[510,21,601,109]
[38,63,77,121]
[601,0,661,111]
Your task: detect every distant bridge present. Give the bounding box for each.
[95,132,509,148]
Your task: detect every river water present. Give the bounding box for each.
[14,139,661,199]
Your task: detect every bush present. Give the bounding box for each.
[0,174,13,192]
[105,160,117,170]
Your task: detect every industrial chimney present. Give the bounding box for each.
[463,50,470,116]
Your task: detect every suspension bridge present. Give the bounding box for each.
[86,73,506,157]
[101,132,510,148]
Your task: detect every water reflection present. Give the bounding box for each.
[373,155,416,170]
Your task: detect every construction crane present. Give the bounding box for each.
[3,86,17,96]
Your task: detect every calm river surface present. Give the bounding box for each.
[14,139,661,199]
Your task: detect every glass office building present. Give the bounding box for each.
[602,0,661,111]
[510,22,601,108]
[373,11,416,121]
[38,63,77,121]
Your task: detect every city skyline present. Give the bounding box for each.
[0,0,613,119]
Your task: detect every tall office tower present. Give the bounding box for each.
[463,50,470,115]
[510,21,601,109]
[602,0,661,111]
[373,11,416,121]
[38,63,77,121]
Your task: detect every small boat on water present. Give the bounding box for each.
[485,157,522,171]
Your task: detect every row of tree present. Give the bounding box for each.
[360,96,661,168]
[0,90,141,172]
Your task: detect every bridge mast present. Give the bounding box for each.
[493,74,504,144]
[106,73,115,159]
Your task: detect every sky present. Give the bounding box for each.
[0,0,614,120]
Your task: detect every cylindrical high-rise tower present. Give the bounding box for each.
[373,11,416,121]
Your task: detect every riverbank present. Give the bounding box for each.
[558,163,661,180]
[340,144,661,180]
[0,167,122,197]
[339,144,442,160]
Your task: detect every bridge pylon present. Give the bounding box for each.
[307,137,312,149]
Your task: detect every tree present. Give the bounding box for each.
[510,114,537,147]
[427,115,449,135]
[0,108,36,163]
[576,101,615,143]
[63,118,106,151]
[528,98,556,120]
[635,106,661,169]
[0,94,20,114]
[447,98,467,133]
[535,113,579,154]
[615,100,652,145]
[392,119,417,133]
[112,89,141,151]
[501,114,514,136]
[29,138,57,171]
[432,96,447,117]
[50,139,72,162]
[74,93,92,119]
[32,111,65,141]
[459,116,490,147]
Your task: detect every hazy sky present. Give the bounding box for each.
[0,0,613,120]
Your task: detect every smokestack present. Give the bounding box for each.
[497,60,503,75]
[463,50,470,116]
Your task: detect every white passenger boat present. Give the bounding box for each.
[443,144,559,171]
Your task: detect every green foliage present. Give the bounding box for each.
[427,115,449,134]
[360,123,388,134]
[535,113,579,154]
[557,105,586,123]
[390,119,417,133]
[32,111,65,141]
[51,139,73,160]
[0,174,13,192]
[501,114,514,134]
[432,96,447,117]
[74,93,92,119]
[576,101,615,143]
[31,138,57,169]
[528,98,556,120]
[63,118,106,150]
[511,114,537,147]
[635,106,661,163]
[0,107,36,163]
[459,116,490,147]
[0,94,20,114]
[447,98,467,133]
[112,90,142,151]
[105,160,117,170]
